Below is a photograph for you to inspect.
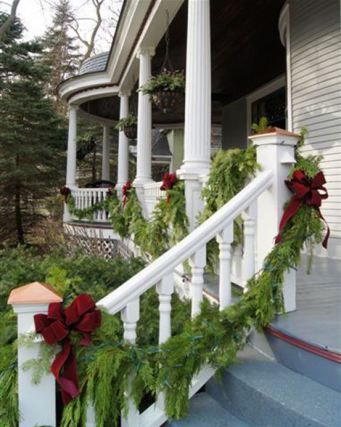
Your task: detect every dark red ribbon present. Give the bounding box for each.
[160,172,177,203]
[34,294,101,405]
[275,170,330,248]
[122,180,132,207]
[60,186,71,203]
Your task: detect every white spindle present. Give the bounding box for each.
[156,273,174,345]
[216,224,233,310]
[190,246,206,317]
[242,203,256,290]
[156,273,174,413]
[121,299,140,427]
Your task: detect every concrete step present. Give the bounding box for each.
[166,392,251,427]
[206,346,341,427]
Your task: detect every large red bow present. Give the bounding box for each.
[34,294,101,405]
[60,186,71,203]
[160,172,177,203]
[122,180,132,207]
[275,170,330,248]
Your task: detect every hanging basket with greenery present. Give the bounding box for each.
[115,115,137,140]
[140,69,185,114]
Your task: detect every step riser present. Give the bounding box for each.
[206,372,328,427]
[266,332,341,393]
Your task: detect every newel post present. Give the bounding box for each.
[8,282,62,427]
[250,129,300,312]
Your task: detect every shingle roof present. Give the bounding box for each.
[78,52,109,75]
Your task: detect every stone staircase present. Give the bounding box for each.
[167,346,341,427]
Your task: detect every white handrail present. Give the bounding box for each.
[97,170,273,314]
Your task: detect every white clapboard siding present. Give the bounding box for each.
[290,0,341,243]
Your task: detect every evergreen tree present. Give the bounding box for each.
[0,13,66,245]
[42,0,81,114]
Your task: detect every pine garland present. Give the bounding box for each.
[200,146,259,270]
[67,181,188,259]
[2,135,327,426]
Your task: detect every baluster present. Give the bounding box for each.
[216,224,234,310]
[242,203,256,291]
[97,190,101,222]
[121,299,140,427]
[190,246,206,317]
[157,273,174,345]
[156,274,174,412]
[101,190,105,221]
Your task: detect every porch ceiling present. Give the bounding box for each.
[79,0,286,125]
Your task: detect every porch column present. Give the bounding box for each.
[117,92,130,191]
[134,46,155,188]
[66,105,78,187]
[101,125,110,181]
[178,0,211,231]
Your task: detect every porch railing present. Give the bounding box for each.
[9,131,299,427]
[72,187,110,222]
[95,170,272,426]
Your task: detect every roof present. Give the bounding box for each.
[78,52,110,76]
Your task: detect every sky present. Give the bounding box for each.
[2,0,122,54]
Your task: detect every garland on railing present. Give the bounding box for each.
[200,145,259,270]
[65,176,188,259]
[15,143,325,427]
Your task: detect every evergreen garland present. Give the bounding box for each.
[2,135,327,426]
[67,181,188,259]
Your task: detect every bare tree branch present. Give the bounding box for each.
[0,0,21,42]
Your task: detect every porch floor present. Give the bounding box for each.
[203,255,341,355]
[271,255,341,354]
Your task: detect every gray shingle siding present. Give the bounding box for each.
[78,52,109,75]
[290,0,341,239]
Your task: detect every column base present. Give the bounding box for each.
[133,177,154,188]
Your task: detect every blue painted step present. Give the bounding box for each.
[206,346,341,427]
[166,392,251,427]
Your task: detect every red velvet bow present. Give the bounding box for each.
[122,180,132,207]
[60,186,71,203]
[275,170,330,248]
[160,173,177,203]
[34,294,101,405]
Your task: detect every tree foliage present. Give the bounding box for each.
[0,13,67,245]
[41,0,81,114]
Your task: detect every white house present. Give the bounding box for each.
[10,1,340,426]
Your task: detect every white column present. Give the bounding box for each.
[66,105,77,187]
[117,92,130,191]
[101,125,110,181]
[251,130,300,312]
[178,0,211,231]
[134,47,155,188]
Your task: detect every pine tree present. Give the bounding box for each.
[0,13,67,245]
[42,0,81,114]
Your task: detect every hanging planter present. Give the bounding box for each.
[139,70,185,114]
[115,115,137,140]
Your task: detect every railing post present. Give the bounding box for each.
[121,299,140,427]
[216,224,234,310]
[190,246,206,317]
[250,129,300,312]
[8,282,62,427]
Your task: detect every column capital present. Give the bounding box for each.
[68,104,78,112]
[137,46,155,58]
[119,89,131,98]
